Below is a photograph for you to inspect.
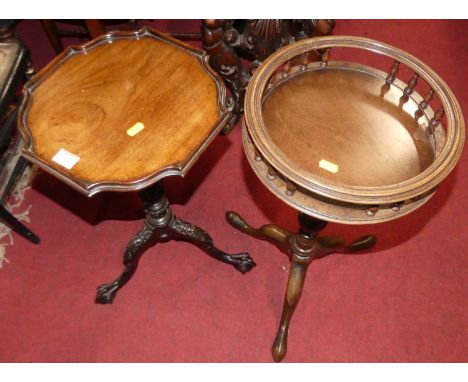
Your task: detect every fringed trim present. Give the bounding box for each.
[0,165,36,268]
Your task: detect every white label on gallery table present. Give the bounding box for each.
[319,159,339,173]
[52,148,80,170]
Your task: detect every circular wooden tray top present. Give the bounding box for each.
[263,64,438,189]
[244,37,464,224]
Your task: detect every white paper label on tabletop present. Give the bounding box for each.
[52,148,81,170]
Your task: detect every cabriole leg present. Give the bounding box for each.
[95,221,157,304]
[167,215,256,274]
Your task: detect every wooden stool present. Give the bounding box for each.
[18,27,255,304]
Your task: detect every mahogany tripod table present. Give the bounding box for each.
[226,36,465,361]
[17,27,255,304]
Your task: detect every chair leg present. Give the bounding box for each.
[84,20,106,38]
[40,20,64,54]
[0,203,40,244]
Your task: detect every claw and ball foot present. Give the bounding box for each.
[226,210,377,362]
[95,222,155,304]
[95,183,255,304]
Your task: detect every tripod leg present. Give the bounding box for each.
[272,252,310,362]
[271,213,324,362]
[167,215,256,274]
[95,182,168,304]
[95,222,157,304]
[315,235,377,259]
[226,211,291,248]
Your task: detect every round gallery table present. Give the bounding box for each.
[226,36,465,361]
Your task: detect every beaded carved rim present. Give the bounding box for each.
[245,36,465,205]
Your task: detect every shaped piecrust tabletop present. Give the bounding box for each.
[18,27,230,196]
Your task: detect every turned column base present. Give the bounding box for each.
[226,211,376,362]
[95,183,256,304]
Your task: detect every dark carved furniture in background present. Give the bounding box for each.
[0,23,39,244]
[39,19,203,55]
[201,19,335,132]
[17,28,255,303]
[228,36,465,361]
[39,20,138,54]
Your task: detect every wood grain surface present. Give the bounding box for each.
[245,36,464,206]
[262,67,435,188]
[20,29,227,195]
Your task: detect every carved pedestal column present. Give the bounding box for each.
[95,183,256,304]
[226,210,376,362]
[202,19,335,134]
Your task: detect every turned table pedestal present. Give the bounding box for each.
[18,27,255,304]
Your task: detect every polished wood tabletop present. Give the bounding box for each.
[262,66,435,188]
[18,27,229,196]
[244,36,465,223]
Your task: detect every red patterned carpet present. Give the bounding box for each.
[0,20,466,362]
